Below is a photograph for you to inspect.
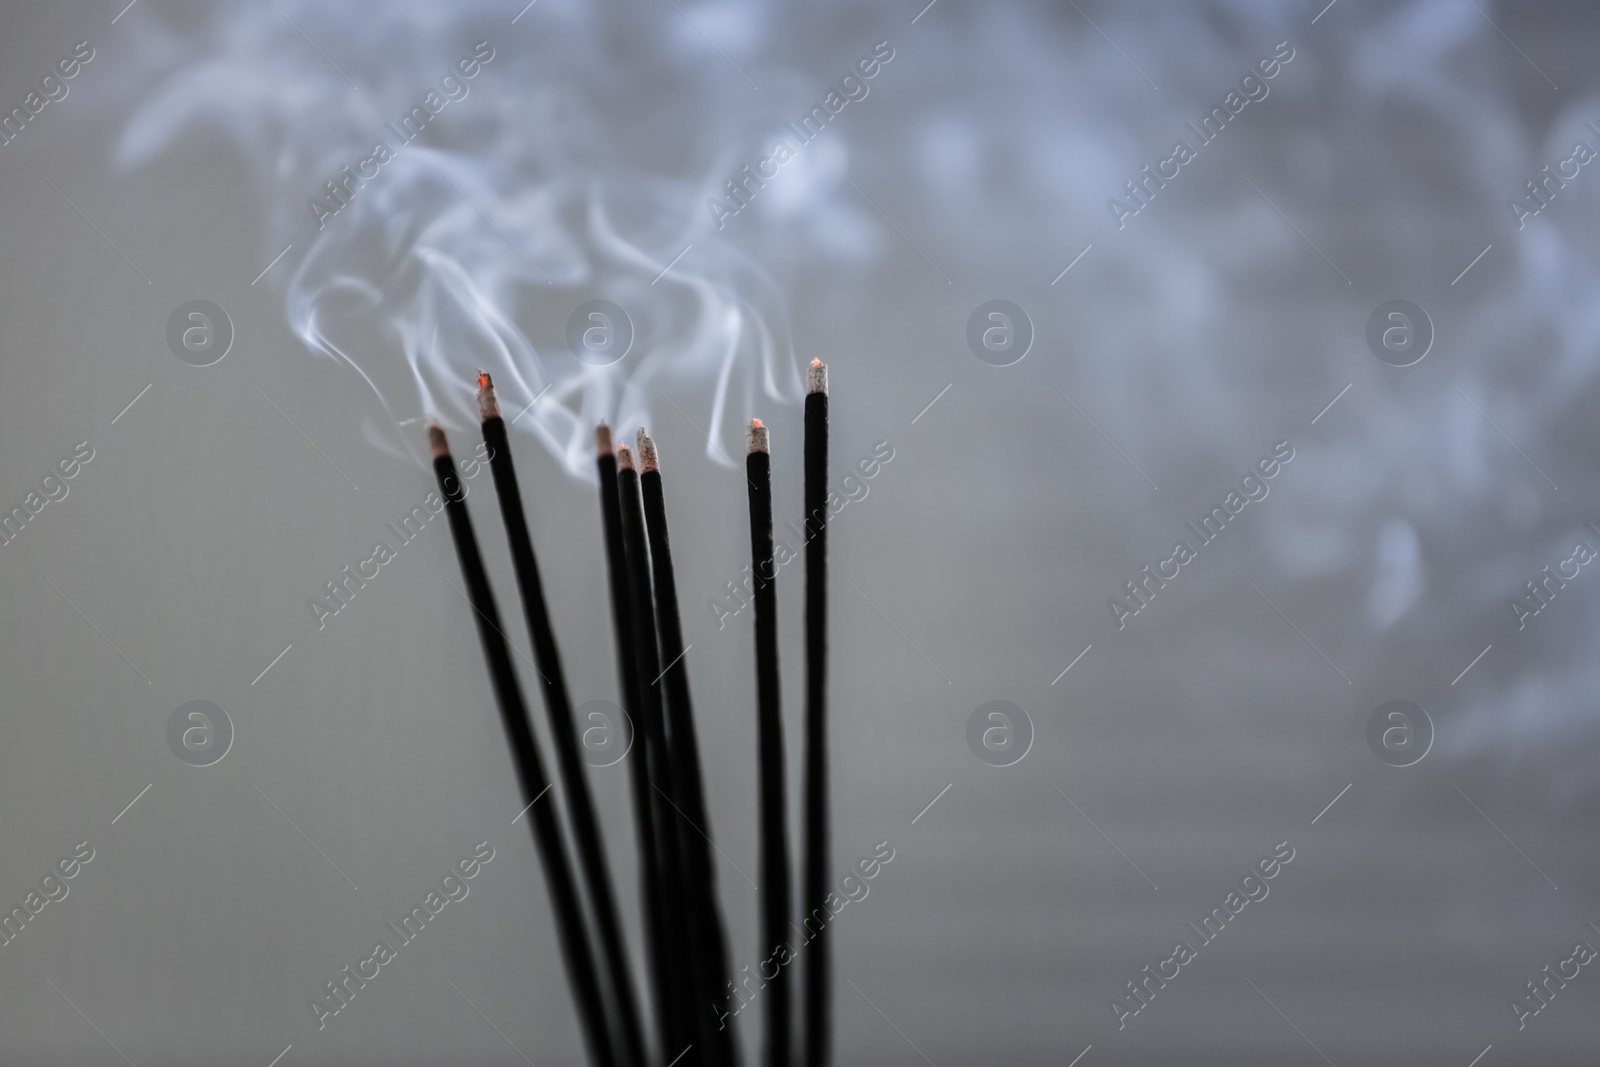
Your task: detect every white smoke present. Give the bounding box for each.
[112,0,800,476]
[104,0,1600,779]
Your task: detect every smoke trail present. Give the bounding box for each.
[113,0,800,476]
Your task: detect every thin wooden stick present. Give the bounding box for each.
[800,362,830,1067]
[746,419,791,1067]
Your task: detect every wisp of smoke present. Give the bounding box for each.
[112,0,799,476]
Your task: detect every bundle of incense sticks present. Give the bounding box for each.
[637,427,740,1067]
[429,362,830,1067]
[616,437,697,1059]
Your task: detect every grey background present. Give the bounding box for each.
[0,0,1597,1063]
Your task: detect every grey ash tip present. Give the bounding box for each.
[637,429,659,473]
[476,372,500,420]
[427,422,451,459]
[807,359,829,395]
[747,419,769,454]
[615,443,636,471]
[596,423,614,456]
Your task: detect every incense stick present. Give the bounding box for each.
[619,443,697,1063]
[429,423,615,1067]
[638,429,740,1067]
[478,377,647,1067]
[800,362,830,1067]
[597,426,671,1064]
[746,419,791,1067]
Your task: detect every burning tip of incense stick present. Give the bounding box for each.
[595,423,613,455]
[426,421,451,458]
[748,419,770,453]
[476,371,500,420]
[615,442,636,471]
[636,429,659,472]
[808,359,829,395]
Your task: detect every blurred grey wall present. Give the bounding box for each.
[0,0,1598,1063]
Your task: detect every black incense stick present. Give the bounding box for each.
[800,362,830,1067]
[478,377,647,1067]
[596,425,670,1064]
[429,423,614,1067]
[747,419,791,1067]
[618,443,697,1064]
[638,430,740,1067]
